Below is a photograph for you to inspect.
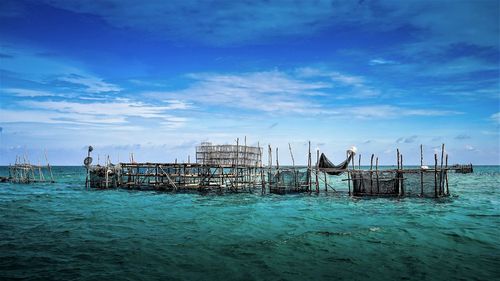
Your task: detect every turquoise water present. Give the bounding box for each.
[0,166,499,280]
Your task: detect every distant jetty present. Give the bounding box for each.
[84,140,472,198]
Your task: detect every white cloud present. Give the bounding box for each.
[328,105,461,119]
[490,112,500,124]
[152,70,330,114]
[369,58,396,66]
[2,98,189,129]
[2,88,57,97]
[58,74,121,93]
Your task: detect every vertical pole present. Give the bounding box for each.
[445,154,449,196]
[347,150,351,196]
[276,147,280,192]
[358,154,361,170]
[376,157,379,194]
[420,144,424,197]
[370,154,374,195]
[400,154,404,196]
[44,150,54,182]
[307,141,312,192]
[289,143,297,191]
[324,171,328,192]
[439,143,445,196]
[236,138,239,191]
[397,148,400,170]
[315,149,320,193]
[260,144,265,194]
[434,153,438,198]
[276,147,279,169]
[268,145,272,192]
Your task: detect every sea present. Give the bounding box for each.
[0,166,498,281]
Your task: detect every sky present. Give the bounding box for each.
[0,0,499,165]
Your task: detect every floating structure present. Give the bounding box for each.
[338,144,468,197]
[5,154,54,184]
[85,139,267,192]
[85,140,472,198]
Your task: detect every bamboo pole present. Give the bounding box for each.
[347,150,351,196]
[420,144,424,197]
[260,143,265,194]
[268,145,272,192]
[370,154,374,195]
[288,143,295,167]
[445,154,449,196]
[376,157,379,194]
[44,150,54,182]
[324,171,328,192]
[439,143,445,196]
[400,154,404,196]
[315,149,320,193]
[288,143,298,191]
[235,138,239,191]
[434,153,438,198]
[308,141,312,193]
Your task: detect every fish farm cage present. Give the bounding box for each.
[82,141,471,198]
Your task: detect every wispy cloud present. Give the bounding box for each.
[2,88,57,97]
[57,74,121,93]
[328,105,461,119]
[2,98,189,129]
[150,70,330,114]
[369,58,397,66]
[396,135,418,144]
[491,112,500,125]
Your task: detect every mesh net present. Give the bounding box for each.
[268,169,310,193]
[351,170,446,197]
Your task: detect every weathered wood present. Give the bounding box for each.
[439,143,445,196]
[315,149,320,193]
[434,153,438,198]
[376,157,379,193]
[370,154,374,194]
[445,153,449,195]
[420,144,424,197]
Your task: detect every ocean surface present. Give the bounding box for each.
[0,166,499,281]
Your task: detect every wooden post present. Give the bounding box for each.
[397,148,400,170]
[370,154,374,194]
[289,143,298,190]
[276,147,279,169]
[44,150,54,182]
[376,157,379,194]
[259,143,264,194]
[434,153,438,198]
[420,144,424,197]
[288,143,295,167]
[235,138,239,191]
[400,154,404,196]
[347,150,351,196]
[445,154,449,196]
[358,154,361,170]
[324,171,328,192]
[315,149,320,193]
[307,141,312,192]
[268,145,272,192]
[439,143,445,196]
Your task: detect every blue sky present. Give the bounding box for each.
[0,0,499,165]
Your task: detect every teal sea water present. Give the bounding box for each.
[0,166,499,280]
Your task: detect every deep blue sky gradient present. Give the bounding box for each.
[0,0,499,165]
